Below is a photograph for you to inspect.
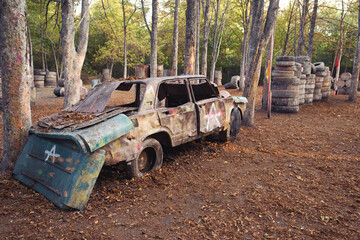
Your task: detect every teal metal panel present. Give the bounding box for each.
[13,135,105,210]
[75,114,134,152]
[232,96,248,103]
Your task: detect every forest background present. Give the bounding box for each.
[28,0,359,83]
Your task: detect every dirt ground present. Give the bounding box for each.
[0,85,359,239]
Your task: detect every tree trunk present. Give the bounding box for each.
[239,0,251,90]
[307,0,318,61]
[201,0,211,76]
[243,0,280,126]
[297,0,309,56]
[349,1,360,101]
[209,0,220,82]
[184,0,198,75]
[210,0,229,82]
[195,3,201,75]
[262,27,275,110]
[334,0,345,91]
[171,0,180,76]
[0,0,32,173]
[61,0,90,108]
[122,0,128,79]
[282,0,295,56]
[150,0,158,77]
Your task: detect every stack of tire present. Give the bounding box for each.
[34,69,46,88]
[271,56,299,113]
[304,73,315,104]
[54,79,87,98]
[45,71,57,87]
[336,72,352,95]
[295,56,312,105]
[313,62,325,101]
[294,62,305,105]
[321,67,331,100]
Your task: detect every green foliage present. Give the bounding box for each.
[26,0,359,77]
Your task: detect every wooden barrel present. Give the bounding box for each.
[215,71,222,86]
[157,65,164,77]
[135,65,150,79]
[101,69,111,82]
[34,75,45,88]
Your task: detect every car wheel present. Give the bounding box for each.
[127,138,163,178]
[219,108,241,142]
[229,108,241,142]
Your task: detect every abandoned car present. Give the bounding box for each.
[14,75,247,210]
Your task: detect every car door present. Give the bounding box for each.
[156,79,197,146]
[189,78,226,134]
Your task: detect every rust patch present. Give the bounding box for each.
[66,158,72,163]
[48,172,55,177]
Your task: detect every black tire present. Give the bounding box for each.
[229,108,241,142]
[219,108,241,142]
[127,138,163,178]
[276,56,295,61]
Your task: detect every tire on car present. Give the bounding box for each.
[219,107,242,142]
[127,138,163,178]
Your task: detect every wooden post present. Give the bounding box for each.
[267,31,274,118]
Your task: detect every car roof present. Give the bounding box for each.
[123,75,207,85]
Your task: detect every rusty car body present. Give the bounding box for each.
[13,75,247,210]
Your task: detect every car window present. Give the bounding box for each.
[106,82,144,109]
[156,79,190,108]
[189,78,218,102]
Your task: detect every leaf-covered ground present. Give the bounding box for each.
[1,86,359,239]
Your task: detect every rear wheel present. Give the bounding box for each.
[127,138,163,178]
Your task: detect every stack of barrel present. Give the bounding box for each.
[34,69,46,88]
[295,56,312,105]
[322,67,331,100]
[313,62,324,101]
[271,56,300,113]
[45,71,57,87]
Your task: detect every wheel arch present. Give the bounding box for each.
[145,131,173,148]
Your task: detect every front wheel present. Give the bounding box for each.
[127,138,163,178]
[219,108,242,142]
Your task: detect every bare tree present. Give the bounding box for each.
[201,0,212,76]
[282,0,296,55]
[122,0,137,79]
[307,0,318,61]
[348,0,360,102]
[297,0,309,56]
[243,0,280,126]
[141,0,158,77]
[262,24,276,111]
[195,2,201,75]
[0,0,32,173]
[171,0,180,76]
[61,0,90,108]
[334,0,347,90]
[209,0,230,82]
[239,0,251,89]
[184,0,198,75]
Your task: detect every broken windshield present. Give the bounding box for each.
[65,81,145,113]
